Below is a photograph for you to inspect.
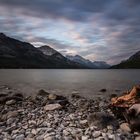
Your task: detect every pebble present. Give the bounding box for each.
[93,131,101,138]
[15,134,25,140]
[0,88,137,140]
[6,99,16,105]
[81,135,89,140]
[120,123,131,132]
[7,118,15,125]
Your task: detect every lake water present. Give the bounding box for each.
[0,69,140,98]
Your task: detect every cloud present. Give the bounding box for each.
[0,0,140,64]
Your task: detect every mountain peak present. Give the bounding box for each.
[0,33,6,38]
[38,45,58,56]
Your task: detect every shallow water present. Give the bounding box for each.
[0,69,140,97]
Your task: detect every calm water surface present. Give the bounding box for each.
[0,69,140,97]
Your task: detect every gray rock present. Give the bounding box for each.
[9,112,18,119]
[7,118,15,125]
[15,134,25,140]
[37,89,49,96]
[63,129,70,136]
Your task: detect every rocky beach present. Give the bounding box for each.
[0,85,140,140]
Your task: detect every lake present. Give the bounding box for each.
[0,69,140,98]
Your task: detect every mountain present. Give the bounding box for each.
[111,51,140,68]
[66,55,110,69]
[38,45,66,60]
[0,33,86,68]
[38,46,87,68]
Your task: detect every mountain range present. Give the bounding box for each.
[0,33,109,69]
[66,55,110,69]
[0,33,85,68]
[0,33,139,69]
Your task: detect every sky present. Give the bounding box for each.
[0,0,140,64]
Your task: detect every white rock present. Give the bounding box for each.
[44,103,62,111]
[6,100,16,105]
[93,131,101,138]
[81,136,89,140]
[80,120,88,125]
[31,129,37,135]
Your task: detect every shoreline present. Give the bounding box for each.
[0,85,139,140]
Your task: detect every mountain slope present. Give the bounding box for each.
[111,51,140,69]
[66,55,110,69]
[0,33,85,68]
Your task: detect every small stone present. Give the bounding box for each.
[93,131,101,138]
[108,134,115,139]
[107,125,113,130]
[63,129,70,136]
[28,120,36,125]
[31,129,37,135]
[44,136,55,140]
[120,123,131,132]
[15,134,25,140]
[44,103,62,111]
[5,111,18,119]
[6,99,16,105]
[7,118,15,125]
[48,94,57,100]
[80,120,88,125]
[81,136,89,140]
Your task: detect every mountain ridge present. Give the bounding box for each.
[111,51,140,69]
[66,55,110,69]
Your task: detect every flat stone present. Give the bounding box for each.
[6,99,16,105]
[44,136,55,140]
[15,134,25,140]
[44,103,62,111]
